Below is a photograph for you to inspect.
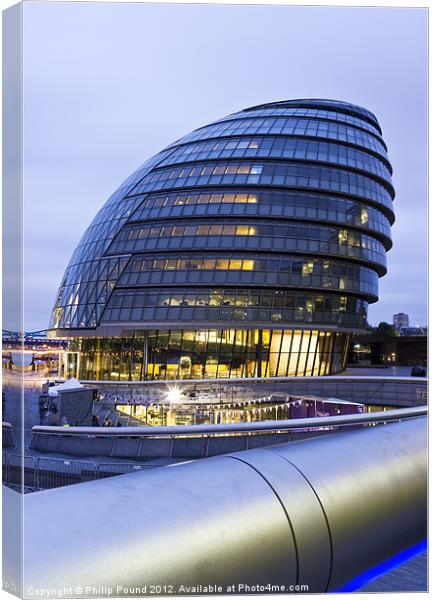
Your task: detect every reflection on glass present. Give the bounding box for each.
[62,328,350,382]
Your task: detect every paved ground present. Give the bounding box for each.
[357,550,428,592]
[342,365,427,377]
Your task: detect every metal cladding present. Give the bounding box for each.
[23,417,426,594]
[49,99,395,380]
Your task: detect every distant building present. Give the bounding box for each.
[393,313,409,331]
[350,334,427,366]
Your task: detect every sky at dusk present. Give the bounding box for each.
[22,1,428,330]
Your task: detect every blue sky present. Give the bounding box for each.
[23,1,428,330]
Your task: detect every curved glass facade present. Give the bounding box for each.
[157,136,393,183]
[50,98,394,381]
[127,160,394,214]
[106,221,387,272]
[130,190,392,245]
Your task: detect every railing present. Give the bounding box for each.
[20,417,427,594]
[29,406,427,460]
[84,374,429,408]
[76,374,428,385]
[1,453,160,492]
[1,423,33,451]
[2,421,15,448]
[31,405,427,437]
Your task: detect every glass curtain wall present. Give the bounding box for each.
[61,329,350,381]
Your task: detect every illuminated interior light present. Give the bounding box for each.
[338,230,348,244]
[242,260,255,271]
[164,385,183,405]
[302,261,314,276]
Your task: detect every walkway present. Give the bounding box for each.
[357,550,427,592]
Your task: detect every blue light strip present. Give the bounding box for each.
[332,539,428,593]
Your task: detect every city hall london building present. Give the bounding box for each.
[49,99,394,381]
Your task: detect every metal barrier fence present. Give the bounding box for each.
[96,462,148,479]
[4,453,38,492]
[2,452,9,486]
[37,457,97,490]
[2,453,160,492]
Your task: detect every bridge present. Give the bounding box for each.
[2,329,50,342]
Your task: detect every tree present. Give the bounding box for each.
[367,321,399,337]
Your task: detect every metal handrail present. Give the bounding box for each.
[31,405,427,438]
[64,374,428,386]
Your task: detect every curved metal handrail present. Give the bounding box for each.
[65,374,428,386]
[31,405,427,438]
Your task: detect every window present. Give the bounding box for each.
[302,262,314,276]
[229,259,243,270]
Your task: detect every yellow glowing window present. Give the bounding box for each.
[302,262,314,275]
[338,230,348,244]
[237,165,251,174]
[361,208,369,224]
[195,332,209,343]
[216,259,230,269]
[242,260,255,271]
[209,294,222,306]
[247,195,257,203]
[262,330,271,344]
[203,259,216,270]
[207,331,221,344]
[236,225,257,236]
[229,259,243,270]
